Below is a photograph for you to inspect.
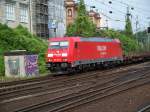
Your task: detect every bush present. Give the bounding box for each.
[0,56,4,76]
[0,24,47,76]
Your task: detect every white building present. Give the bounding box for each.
[0,0,66,38]
[0,0,32,32]
[48,0,66,37]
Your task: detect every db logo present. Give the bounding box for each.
[97,46,107,51]
[56,51,60,53]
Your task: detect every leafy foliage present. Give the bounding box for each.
[0,24,47,76]
[66,0,96,37]
[134,30,150,51]
[95,29,140,55]
[125,15,133,37]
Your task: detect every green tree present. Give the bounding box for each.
[135,30,150,51]
[66,0,96,37]
[95,29,140,55]
[125,15,133,36]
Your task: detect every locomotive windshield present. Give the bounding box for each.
[49,41,69,49]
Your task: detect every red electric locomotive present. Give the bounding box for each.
[46,37,123,74]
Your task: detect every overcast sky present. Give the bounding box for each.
[82,0,150,32]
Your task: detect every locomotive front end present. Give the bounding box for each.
[46,40,71,73]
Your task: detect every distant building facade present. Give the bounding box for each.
[48,0,66,37]
[32,0,49,39]
[0,0,32,31]
[88,10,101,28]
[65,0,77,27]
[0,0,66,39]
[65,0,101,28]
[0,0,67,39]
[32,0,66,38]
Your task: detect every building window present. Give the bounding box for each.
[20,4,28,23]
[68,9,72,17]
[5,3,15,21]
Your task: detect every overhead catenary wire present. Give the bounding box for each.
[84,3,127,30]
[111,0,150,13]
[88,0,149,31]
[85,3,125,23]
[94,0,149,23]
[95,0,126,15]
[91,0,150,21]
[109,0,150,19]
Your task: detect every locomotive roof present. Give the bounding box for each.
[49,37,119,42]
[80,37,114,42]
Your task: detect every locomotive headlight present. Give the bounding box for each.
[48,54,53,57]
[62,53,68,57]
[48,58,52,62]
[63,58,68,61]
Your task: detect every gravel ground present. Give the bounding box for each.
[65,83,150,112]
[1,62,150,112]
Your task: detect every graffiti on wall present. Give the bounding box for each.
[8,57,20,76]
[25,55,39,76]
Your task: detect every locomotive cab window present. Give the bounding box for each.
[49,41,69,49]
[75,42,78,48]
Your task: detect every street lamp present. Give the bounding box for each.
[109,11,112,14]
[106,19,108,30]
[108,1,112,4]
[28,0,32,32]
[108,1,112,14]
[131,7,134,10]
[147,17,150,26]
[90,6,96,8]
[146,17,150,50]
[90,6,96,11]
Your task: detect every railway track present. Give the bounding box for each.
[0,62,150,112]
[0,63,149,102]
[1,61,148,89]
[12,66,150,112]
[138,105,150,112]
[1,62,148,90]
[0,75,51,87]
[0,68,135,101]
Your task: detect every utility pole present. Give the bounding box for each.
[53,4,57,37]
[147,17,150,51]
[148,21,150,51]
[127,6,130,18]
[106,19,108,30]
[135,15,139,33]
[125,5,134,36]
[29,0,32,32]
[90,6,95,11]
[135,15,139,41]
[135,15,139,48]
[126,6,132,20]
[125,4,134,19]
